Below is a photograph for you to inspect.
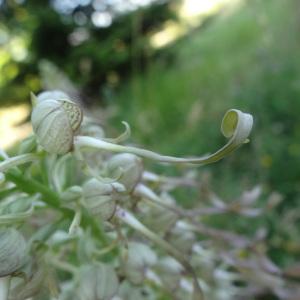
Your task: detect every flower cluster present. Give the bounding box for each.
[0,91,297,300]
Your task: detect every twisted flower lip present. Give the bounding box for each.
[75,109,253,166]
[30,89,253,164]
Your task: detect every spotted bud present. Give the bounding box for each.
[121,242,157,284]
[0,228,27,277]
[77,264,119,300]
[82,178,125,220]
[155,256,183,291]
[31,90,83,154]
[106,153,143,192]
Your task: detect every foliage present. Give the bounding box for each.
[0,0,177,103]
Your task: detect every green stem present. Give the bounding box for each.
[5,169,61,208]
[5,169,106,244]
[0,276,11,300]
[115,207,204,300]
[0,151,106,246]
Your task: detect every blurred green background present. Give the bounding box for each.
[0,0,299,272]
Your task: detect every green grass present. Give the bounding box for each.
[110,0,300,205]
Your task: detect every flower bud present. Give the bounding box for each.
[82,178,125,220]
[119,280,153,300]
[141,204,178,235]
[155,256,183,291]
[168,222,196,255]
[121,241,157,284]
[77,264,119,300]
[0,228,27,277]
[0,196,33,225]
[9,267,45,300]
[31,90,83,154]
[106,153,143,192]
[140,192,178,234]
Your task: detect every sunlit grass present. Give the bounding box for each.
[0,104,31,149]
[150,0,242,48]
[112,0,298,197]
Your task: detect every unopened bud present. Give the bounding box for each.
[77,264,119,300]
[121,241,157,284]
[31,90,82,154]
[0,228,28,277]
[106,153,143,192]
[82,178,125,220]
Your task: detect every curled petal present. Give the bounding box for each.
[103,121,131,144]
